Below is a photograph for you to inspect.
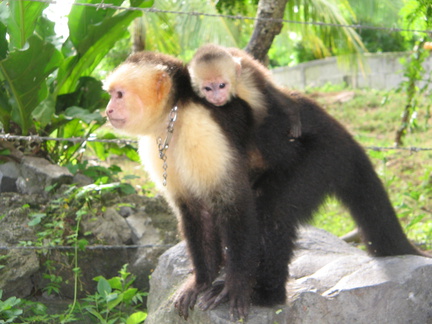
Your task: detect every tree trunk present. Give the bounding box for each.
[133,18,145,53]
[245,0,289,63]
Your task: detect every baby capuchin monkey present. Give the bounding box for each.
[188,44,302,138]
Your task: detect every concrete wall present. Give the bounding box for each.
[271,52,432,90]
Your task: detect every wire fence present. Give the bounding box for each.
[1,133,431,152]
[8,0,432,35]
[0,244,175,251]
[0,133,138,145]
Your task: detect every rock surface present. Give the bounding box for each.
[146,226,432,324]
[0,190,178,299]
[0,157,73,195]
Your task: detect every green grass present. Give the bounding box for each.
[309,87,432,251]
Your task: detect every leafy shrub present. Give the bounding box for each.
[0,0,152,164]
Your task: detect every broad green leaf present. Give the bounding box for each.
[0,2,9,24]
[65,106,105,124]
[87,141,110,161]
[96,176,110,185]
[56,76,108,114]
[57,0,153,95]
[106,292,120,303]
[131,0,153,7]
[106,292,123,310]
[122,288,138,302]
[120,183,137,195]
[35,16,59,45]
[98,132,139,161]
[115,145,140,162]
[126,311,147,324]
[0,35,62,134]
[0,22,7,59]
[85,308,106,322]
[107,277,122,290]
[97,277,112,296]
[7,0,48,49]
[68,0,124,51]
[32,94,56,127]
[28,213,46,226]
[0,82,12,130]
[75,77,108,111]
[61,119,85,139]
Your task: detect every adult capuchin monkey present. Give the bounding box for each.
[188,43,302,138]
[104,51,428,322]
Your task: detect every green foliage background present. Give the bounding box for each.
[0,0,150,164]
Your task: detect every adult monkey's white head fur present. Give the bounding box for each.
[104,61,173,136]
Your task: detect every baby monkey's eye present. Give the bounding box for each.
[219,83,226,89]
[203,87,212,92]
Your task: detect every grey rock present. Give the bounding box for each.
[0,157,73,194]
[19,156,73,194]
[82,207,131,245]
[0,249,40,298]
[0,176,178,300]
[146,242,289,324]
[0,162,21,192]
[0,203,40,298]
[126,206,179,292]
[72,173,94,187]
[126,211,159,244]
[146,226,432,324]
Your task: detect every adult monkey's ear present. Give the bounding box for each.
[155,71,172,102]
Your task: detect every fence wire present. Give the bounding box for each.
[0,133,138,145]
[1,133,431,152]
[0,244,174,251]
[7,0,432,35]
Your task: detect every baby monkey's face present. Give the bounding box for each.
[199,77,231,106]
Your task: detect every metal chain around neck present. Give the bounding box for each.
[157,106,178,186]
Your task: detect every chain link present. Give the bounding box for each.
[157,106,178,186]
